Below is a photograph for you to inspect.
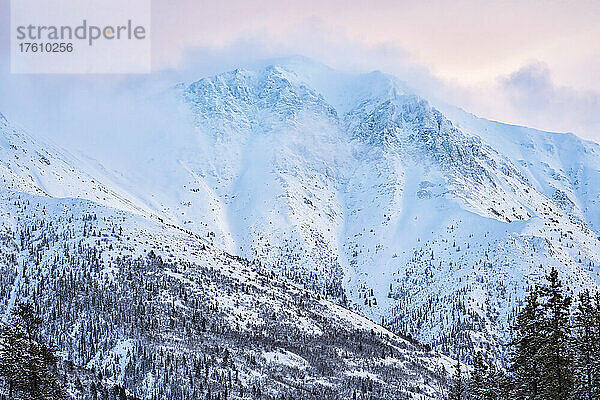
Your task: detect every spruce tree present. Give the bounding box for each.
[510,290,544,400]
[0,302,66,400]
[594,292,600,394]
[537,267,573,399]
[572,289,600,399]
[468,352,488,400]
[448,360,464,400]
[486,363,509,400]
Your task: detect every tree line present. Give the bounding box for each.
[448,267,600,400]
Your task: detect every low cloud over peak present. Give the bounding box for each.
[496,61,600,138]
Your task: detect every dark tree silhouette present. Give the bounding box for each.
[0,302,66,400]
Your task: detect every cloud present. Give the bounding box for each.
[0,59,197,173]
[0,10,599,158]
[0,20,440,157]
[502,62,554,105]
[0,0,8,54]
[171,21,414,77]
[165,23,600,142]
[497,62,600,138]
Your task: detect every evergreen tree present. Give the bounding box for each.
[572,289,600,400]
[90,382,98,400]
[510,290,544,400]
[469,358,508,400]
[468,352,488,400]
[448,360,464,400]
[594,292,600,393]
[507,269,600,400]
[485,363,509,400]
[0,302,66,400]
[537,267,573,399]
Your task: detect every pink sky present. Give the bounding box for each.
[144,0,600,139]
[0,0,598,141]
[152,0,600,92]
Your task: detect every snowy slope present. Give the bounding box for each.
[0,112,456,398]
[171,58,600,359]
[0,115,158,219]
[0,189,454,399]
[2,57,600,366]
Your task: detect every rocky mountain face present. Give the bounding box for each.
[174,59,600,359]
[1,57,600,398]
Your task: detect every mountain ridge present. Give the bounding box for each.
[173,58,600,359]
[2,57,600,367]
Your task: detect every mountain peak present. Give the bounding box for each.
[261,55,335,73]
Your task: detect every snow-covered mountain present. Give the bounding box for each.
[171,57,600,358]
[2,56,600,396]
[0,114,455,399]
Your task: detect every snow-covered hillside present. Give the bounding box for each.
[0,189,454,399]
[2,56,600,371]
[0,112,455,398]
[0,114,161,219]
[174,58,600,359]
